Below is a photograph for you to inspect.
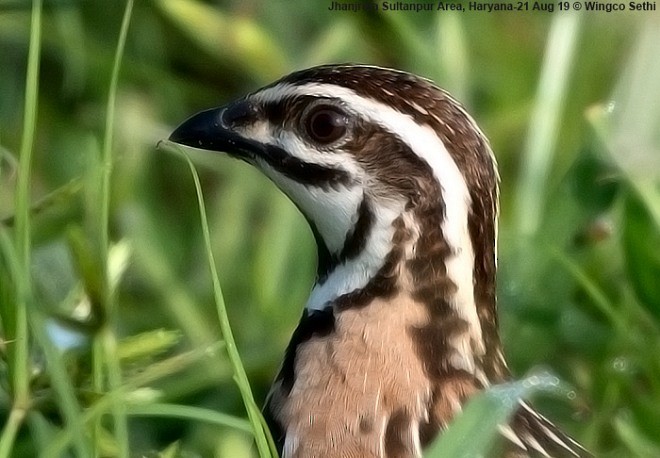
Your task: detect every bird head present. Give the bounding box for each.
[171,66,497,282]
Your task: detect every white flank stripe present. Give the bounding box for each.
[255,83,485,364]
[520,401,543,420]
[520,401,583,456]
[411,420,423,457]
[283,432,299,458]
[498,424,528,450]
[540,423,581,457]
[525,434,552,457]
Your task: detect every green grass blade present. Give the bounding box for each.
[156,0,288,82]
[0,230,22,458]
[44,342,224,456]
[2,226,90,456]
[515,13,583,237]
[549,248,626,331]
[126,403,253,434]
[425,374,570,457]
[164,142,276,457]
[14,0,41,268]
[93,1,134,456]
[29,311,92,457]
[0,1,42,456]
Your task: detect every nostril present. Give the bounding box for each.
[222,100,257,127]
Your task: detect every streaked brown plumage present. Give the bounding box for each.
[170,64,590,457]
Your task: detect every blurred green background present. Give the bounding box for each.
[1,0,660,456]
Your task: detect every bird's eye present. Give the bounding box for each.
[303,106,348,144]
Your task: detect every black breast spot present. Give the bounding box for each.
[359,414,374,434]
[385,408,412,457]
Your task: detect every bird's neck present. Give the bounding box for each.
[265,197,509,455]
[306,195,508,384]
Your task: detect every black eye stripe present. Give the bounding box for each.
[261,97,310,127]
[261,144,353,190]
[262,100,286,125]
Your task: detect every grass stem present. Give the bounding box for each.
[0,1,43,456]
[515,13,582,236]
[175,146,276,457]
[93,1,134,456]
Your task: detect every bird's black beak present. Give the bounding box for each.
[169,100,260,159]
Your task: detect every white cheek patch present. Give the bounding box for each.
[252,130,366,255]
[256,160,363,254]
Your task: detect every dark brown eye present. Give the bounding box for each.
[304,106,348,144]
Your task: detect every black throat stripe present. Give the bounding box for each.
[316,196,374,285]
[338,196,373,262]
